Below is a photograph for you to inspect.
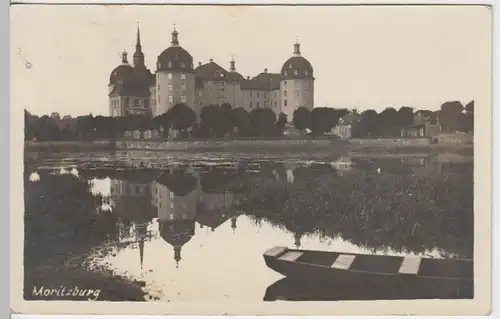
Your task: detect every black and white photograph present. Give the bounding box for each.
[10,3,491,316]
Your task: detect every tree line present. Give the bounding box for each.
[25,100,474,142]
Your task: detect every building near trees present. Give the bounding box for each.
[108,25,315,121]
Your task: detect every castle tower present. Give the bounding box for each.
[280,40,314,121]
[154,27,196,117]
[108,50,135,117]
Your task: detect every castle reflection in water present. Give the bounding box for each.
[53,154,471,270]
[94,159,359,268]
[108,167,241,268]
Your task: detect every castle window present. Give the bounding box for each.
[181,74,186,80]
[168,95,173,103]
[182,84,186,91]
[274,91,277,97]
[170,192,174,199]
[250,101,253,108]
[180,62,185,68]
[168,73,172,80]
[181,96,187,103]
[284,90,287,97]
[305,69,309,76]
[274,101,277,108]
[170,203,174,209]
[168,84,172,91]
[168,61,172,68]
[289,64,292,68]
[284,100,288,106]
[294,69,298,76]
[284,71,288,76]
[157,62,161,69]
[175,54,179,60]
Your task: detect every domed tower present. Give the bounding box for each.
[108,51,135,116]
[280,41,314,121]
[155,27,196,118]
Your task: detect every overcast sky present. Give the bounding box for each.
[11,5,491,117]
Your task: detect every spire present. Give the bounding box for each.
[174,246,182,268]
[136,22,141,48]
[293,38,301,56]
[171,25,179,46]
[230,57,236,72]
[121,50,129,64]
[133,23,145,68]
[231,216,237,234]
[139,237,144,269]
[294,233,302,248]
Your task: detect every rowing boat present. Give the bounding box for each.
[263,246,473,285]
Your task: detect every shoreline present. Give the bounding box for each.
[24,139,473,155]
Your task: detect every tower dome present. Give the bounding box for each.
[109,50,135,85]
[280,42,314,80]
[157,27,194,73]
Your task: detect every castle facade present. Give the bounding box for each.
[108,26,315,121]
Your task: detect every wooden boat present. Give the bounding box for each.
[263,246,473,286]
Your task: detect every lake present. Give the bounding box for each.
[23,151,474,301]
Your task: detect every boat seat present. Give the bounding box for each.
[279,251,304,262]
[398,256,422,275]
[331,254,356,270]
[264,246,287,258]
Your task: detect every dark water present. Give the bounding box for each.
[24,151,474,301]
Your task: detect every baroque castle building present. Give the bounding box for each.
[108,26,315,121]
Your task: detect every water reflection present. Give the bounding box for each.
[24,154,473,301]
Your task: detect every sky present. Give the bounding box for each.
[10,4,491,117]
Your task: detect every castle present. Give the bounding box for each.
[108,25,315,121]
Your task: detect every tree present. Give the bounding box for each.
[292,107,311,131]
[357,110,379,137]
[249,108,277,137]
[231,107,251,137]
[439,101,464,133]
[397,106,414,128]
[220,103,234,137]
[166,103,196,136]
[152,112,171,137]
[198,104,232,138]
[378,107,399,136]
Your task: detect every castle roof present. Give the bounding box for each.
[109,80,150,97]
[157,28,194,73]
[240,72,281,91]
[195,61,228,82]
[280,42,314,80]
[159,219,195,247]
